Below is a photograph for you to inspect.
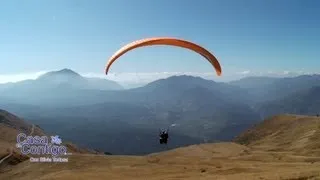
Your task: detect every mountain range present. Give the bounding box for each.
[0,69,320,154]
[229,75,320,103]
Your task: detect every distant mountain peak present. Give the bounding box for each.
[37,68,82,80]
[151,75,210,84]
[35,68,85,86]
[50,68,80,76]
[165,75,215,84]
[167,75,201,79]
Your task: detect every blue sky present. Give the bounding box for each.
[0,0,319,84]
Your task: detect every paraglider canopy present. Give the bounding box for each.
[105,37,222,76]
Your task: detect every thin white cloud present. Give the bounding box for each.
[238,70,250,75]
[0,71,48,84]
[283,70,290,75]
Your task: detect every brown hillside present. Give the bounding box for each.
[0,109,100,172]
[234,114,320,156]
[1,142,320,180]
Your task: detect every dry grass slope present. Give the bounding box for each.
[235,114,320,156]
[1,142,320,180]
[0,109,100,172]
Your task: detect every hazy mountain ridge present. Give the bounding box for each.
[1,69,320,155]
[137,75,253,105]
[0,70,261,154]
[229,74,320,103]
[0,69,123,94]
[257,86,320,118]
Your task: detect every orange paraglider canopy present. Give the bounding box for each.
[105,37,222,76]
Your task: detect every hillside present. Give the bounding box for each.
[0,109,100,172]
[1,144,320,179]
[0,109,45,157]
[2,114,320,179]
[235,114,320,156]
